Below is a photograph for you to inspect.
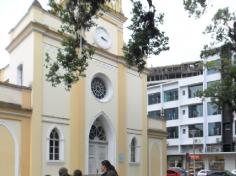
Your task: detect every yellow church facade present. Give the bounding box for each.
[0,1,167,176]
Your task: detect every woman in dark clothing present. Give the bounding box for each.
[101,160,118,176]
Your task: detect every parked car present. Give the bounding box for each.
[167,169,182,176]
[231,170,236,175]
[197,170,211,176]
[168,168,188,176]
[208,171,234,176]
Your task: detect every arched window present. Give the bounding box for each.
[130,137,137,163]
[49,128,60,160]
[89,125,106,141]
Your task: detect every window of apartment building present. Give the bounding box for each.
[164,108,178,120]
[182,90,185,95]
[164,89,178,102]
[188,124,203,137]
[148,110,160,119]
[208,122,221,136]
[209,156,224,171]
[148,92,161,105]
[188,84,203,98]
[189,104,203,118]
[207,103,221,115]
[207,59,221,75]
[167,126,179,139]
[207,80,220,88]
[182,110,185,115]
[17,64,23,86]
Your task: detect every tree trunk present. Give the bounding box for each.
[222,102,234,152]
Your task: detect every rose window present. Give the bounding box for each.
[91,77,106,99]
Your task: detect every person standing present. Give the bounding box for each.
[101,160,118,176]
[58,167,70,176]
[73,169,82,176]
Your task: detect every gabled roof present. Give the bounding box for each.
[31,0,42,9]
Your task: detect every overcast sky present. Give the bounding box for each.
[0,0,235,69]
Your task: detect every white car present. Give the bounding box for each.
[231,170,236,175]
[197,170,211,176]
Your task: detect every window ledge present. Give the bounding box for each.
[129,162,140,166]
[47,160,65,165]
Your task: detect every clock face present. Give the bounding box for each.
[94,27,112,49]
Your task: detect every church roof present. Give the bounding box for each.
[30,0,42,9]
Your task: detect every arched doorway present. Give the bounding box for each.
[88,118,108,174]
[0,124,15,176]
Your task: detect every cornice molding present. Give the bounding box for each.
[0,81,31,90]
[0,102,32,117]
[148,128,167,139]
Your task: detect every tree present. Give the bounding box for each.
[45,0,169,89]
[123,1,169,72]
[45,0,108,89]
[184,0,236,151]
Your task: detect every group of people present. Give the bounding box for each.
[59,168,82,176]
[58,160,118,176]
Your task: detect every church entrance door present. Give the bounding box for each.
[88,118,108,174]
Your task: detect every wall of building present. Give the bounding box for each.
[126,69,147,176]
[8,33,34,86]
[224,155,236,171]
[0,124,15,176]
[126,69,143,130]
[148,118,167,176]
[0,83,31,176]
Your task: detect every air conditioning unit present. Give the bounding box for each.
[216,137,222,143]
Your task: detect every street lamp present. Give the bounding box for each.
[190,129,197,176]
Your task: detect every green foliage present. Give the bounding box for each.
[45,36,94,90]
[198,57,236,111]
[193,4,236,114]
[45,0,108,90]
[45,0,168,89]
[183,0,207,18]
[123,1,169,72]
[201,8,236,58]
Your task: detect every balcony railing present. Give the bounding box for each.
[206,145,236,153]
[206,146,222,153]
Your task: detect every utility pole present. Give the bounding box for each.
[191,130,196,176]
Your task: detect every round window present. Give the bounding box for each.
[91,77,107,99]
[91,73,113,102]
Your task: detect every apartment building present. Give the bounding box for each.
[147,59,236,172]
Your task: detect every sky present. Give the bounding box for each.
[0,0,235,69]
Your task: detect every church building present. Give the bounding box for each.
[0,1,167,176]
